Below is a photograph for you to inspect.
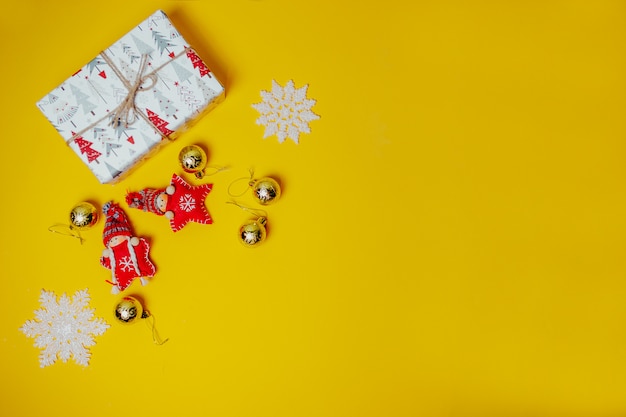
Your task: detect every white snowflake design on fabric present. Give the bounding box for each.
[179,194,196,212]
[19,289,109,368]
[252,80,320,144]
[119,256,135,273]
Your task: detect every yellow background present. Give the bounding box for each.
[2,0,626,415]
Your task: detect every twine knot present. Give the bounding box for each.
[106,54,157,128]
[65,47,190,146]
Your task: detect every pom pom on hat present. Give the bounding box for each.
[126,189,165,216]
[102,201,133,247]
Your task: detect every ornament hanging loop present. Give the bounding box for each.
[48,201,99,244]
[200,164,230,179]
[142,310,169,346]
[227,168,281,205]
[48,224,85,245]
[178,145,228,179]
[227,168,255,197]
[226,200,267,219]
[114,296,169,345]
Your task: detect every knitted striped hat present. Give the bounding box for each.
[102,201,133,247]
[125,188,165,216]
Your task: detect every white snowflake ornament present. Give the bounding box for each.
[20,289,109,368]
[252,80,320,144]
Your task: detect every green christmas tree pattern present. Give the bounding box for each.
[105,162,122,180]
[154,89,179,119]
[118,59,137,84]
[141,131,160,146]
[86,57,107,78]
[112,122,135,140]
[171,60,193,84]
[93,127,106,139]
[55,102,78,125]
[152,31,173,56]
[177,84,201,112]
[93,129,120,157]
[70,85,97,116]
[104,142,122,157]
[41,93,59,105]
[122,43,140,64]
[131,34,155,57]
[196,77,220,103]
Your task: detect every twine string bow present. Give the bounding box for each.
[102,52,158,128]
[65,47,191,145]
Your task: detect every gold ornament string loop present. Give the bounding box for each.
[142,310,169,346]
[48,224,85,245]
[227,168,255,197]
[226,200,267,220]
[203,164,230,177]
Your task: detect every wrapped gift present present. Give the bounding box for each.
[36,10,225,184]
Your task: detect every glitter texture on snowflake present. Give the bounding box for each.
[252,80,320,144]
[20,289,109,368]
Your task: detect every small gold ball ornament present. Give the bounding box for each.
[114,296,145,325]
[69,202,98,230]
[250,178,281,205]
[239,217,267,247]
[178,145,208,178]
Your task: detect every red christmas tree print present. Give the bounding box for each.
[72,132,101,163]
[146,109,174,137]
[186,49,211,78]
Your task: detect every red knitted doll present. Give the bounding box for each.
[100,201,156,294]
[126,173,213,232]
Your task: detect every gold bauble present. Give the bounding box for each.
[114,296,145,325]
[239,217,267,247]
[69,202,98,230]
[178,145,208,178]
[251,178,281,205]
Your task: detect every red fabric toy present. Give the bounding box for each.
[100,201,156,293]
[126,173,213,232]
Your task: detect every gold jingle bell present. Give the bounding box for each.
[114,296,146,325]
[69,202,98,230]
[178,145,208,179]
[239,217,267,247]
[251,177,281,205]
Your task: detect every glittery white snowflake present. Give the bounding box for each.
[252,80,320,144]
[20,289,109,368]
[178,194,196,212]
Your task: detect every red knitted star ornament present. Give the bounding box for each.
[167,174,213,232]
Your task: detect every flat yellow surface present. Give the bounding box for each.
[2,1,626,415]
